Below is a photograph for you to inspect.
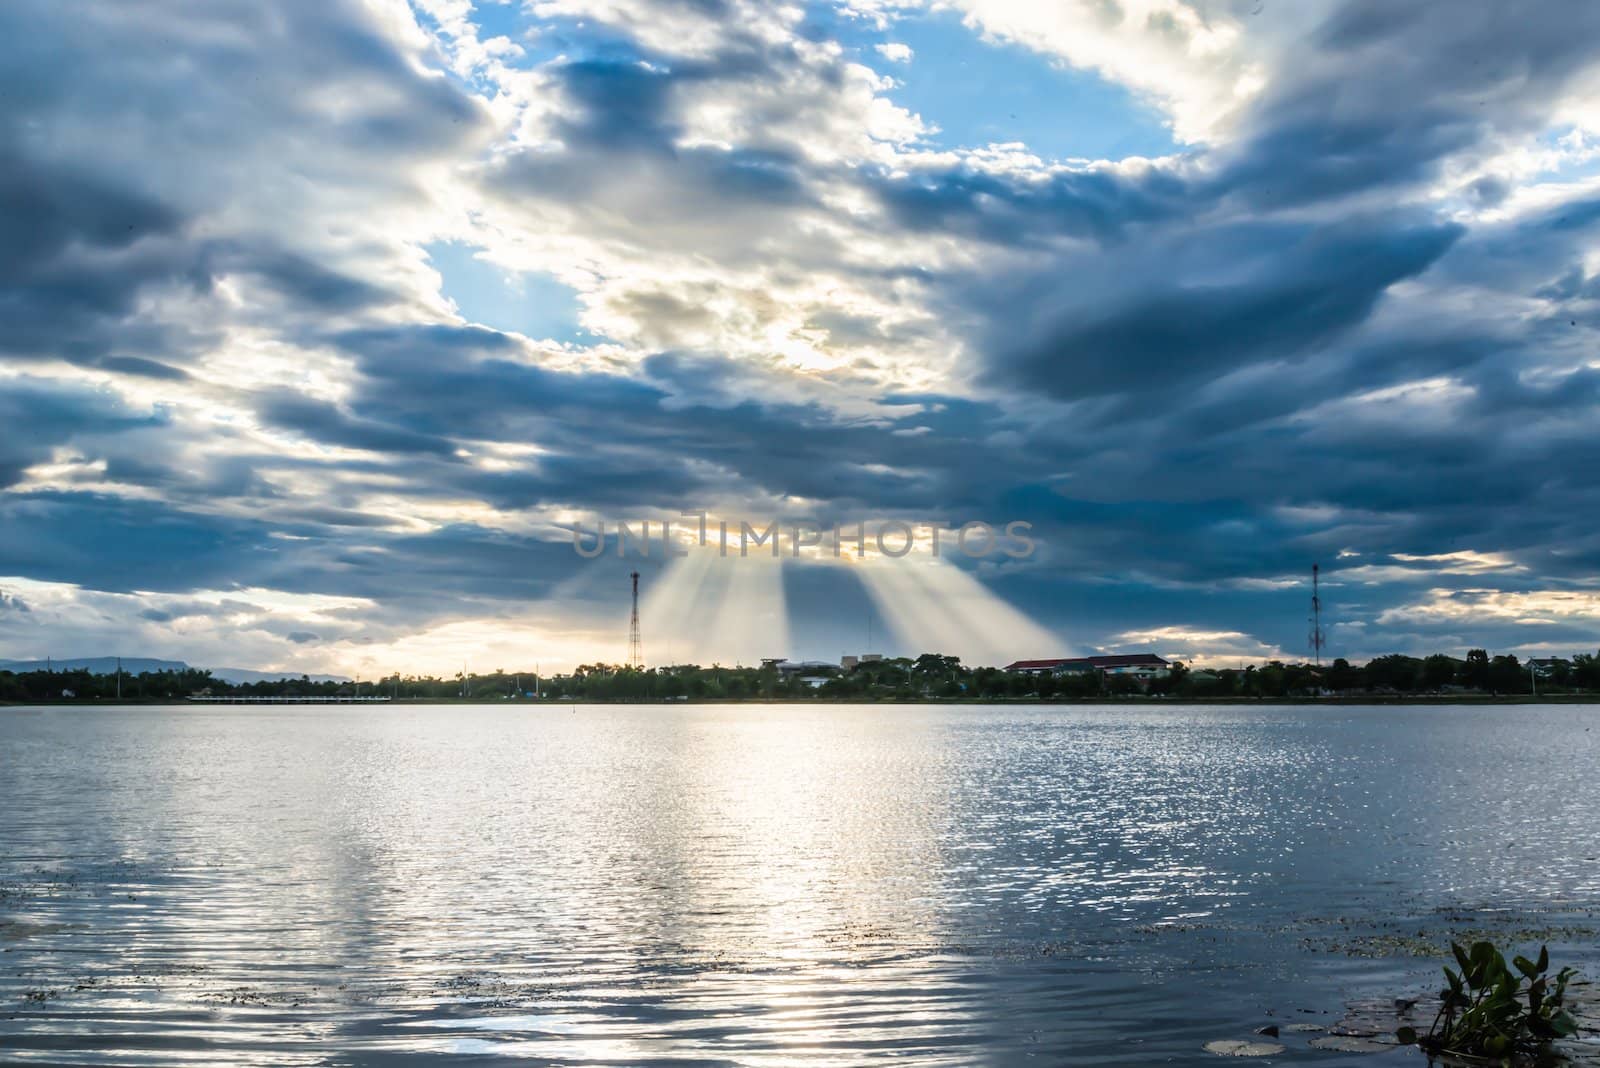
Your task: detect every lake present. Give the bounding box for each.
[2,703,1597,1065]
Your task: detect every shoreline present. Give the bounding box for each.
[5,694,1599,707]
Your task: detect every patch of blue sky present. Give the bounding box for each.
[457,0,1177,161]
[810,5,1177,162]
[426,241,595,344]
[1530,125,1600,181]
[463,0,645,68]
[464,0,521,44]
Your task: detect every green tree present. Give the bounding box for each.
[1421,654,1458,691]
[1463,649,1490,690]
[1487,654,1526,694]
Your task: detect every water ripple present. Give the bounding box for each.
[2,703,1598,1064]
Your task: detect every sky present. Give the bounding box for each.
[4,0,1600,675]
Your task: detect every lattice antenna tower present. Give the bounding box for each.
[1309,563,1327,667]
[627,570,644,670]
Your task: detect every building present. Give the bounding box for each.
[1004,658,1078,676]
[840,653,883,670]
[774,659,837,675]
[1527,657,1571,678]
[1003,654,1172,680]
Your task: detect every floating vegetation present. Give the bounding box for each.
[1308,1034,1392,1052]
[1216,944,1599,1065]
[1305,925,1600,960]
[1397,942,1583,1062]
[1203,1039,1287,1057]
[0,920,74,941]
[197,986,312,1008]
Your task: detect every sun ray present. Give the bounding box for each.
[855,557,1062,666]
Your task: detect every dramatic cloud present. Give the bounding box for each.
[3,0,1600,672]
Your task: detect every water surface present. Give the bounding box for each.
[2,703,1597,1065]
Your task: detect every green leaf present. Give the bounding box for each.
[1537,946,1549,973]
[1470,941,1502,985]
[1550,1011,1578,1038]
[1514,955,1539,979]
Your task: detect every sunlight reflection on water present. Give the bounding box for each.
[1,703,1597,1064]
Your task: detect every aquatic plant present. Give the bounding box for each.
[1397,941,1579,1062]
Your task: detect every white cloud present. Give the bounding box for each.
[930,0,1285,143]
[1378,588,1600,627]
[1106,626,1287,666]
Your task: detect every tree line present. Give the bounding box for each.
[3,649,1598,703]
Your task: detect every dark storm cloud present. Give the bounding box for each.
[0,492,277,594]
[325,329,1014,511]
[484,132,814,245]
[0,148,193,364]
[555,56,683,150]
[334,323,523,367]
[982,215,1462,400]
[874,161,1193,246]
[0,0,484,367]
[218,326,1048,523]
[0,379,163,488]
[202,244,393,314]
[333,326,671,434]
[0,490,589,619]
[275,295,1599,620]
[477,34,858,273]
[537,41,820,180]
[935,0,1600,406]
[856,1,1600,658]
[0,152,181,281]
[96,357,192,382]
[257,392,462,459]
[99,450,287,504]
[0,143,392,367]
[1439,194,1600,300]
[1211,2,1600,208]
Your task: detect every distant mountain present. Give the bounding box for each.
[0,656,189,674]
[0,657,349,684]
[209,667,350,685]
